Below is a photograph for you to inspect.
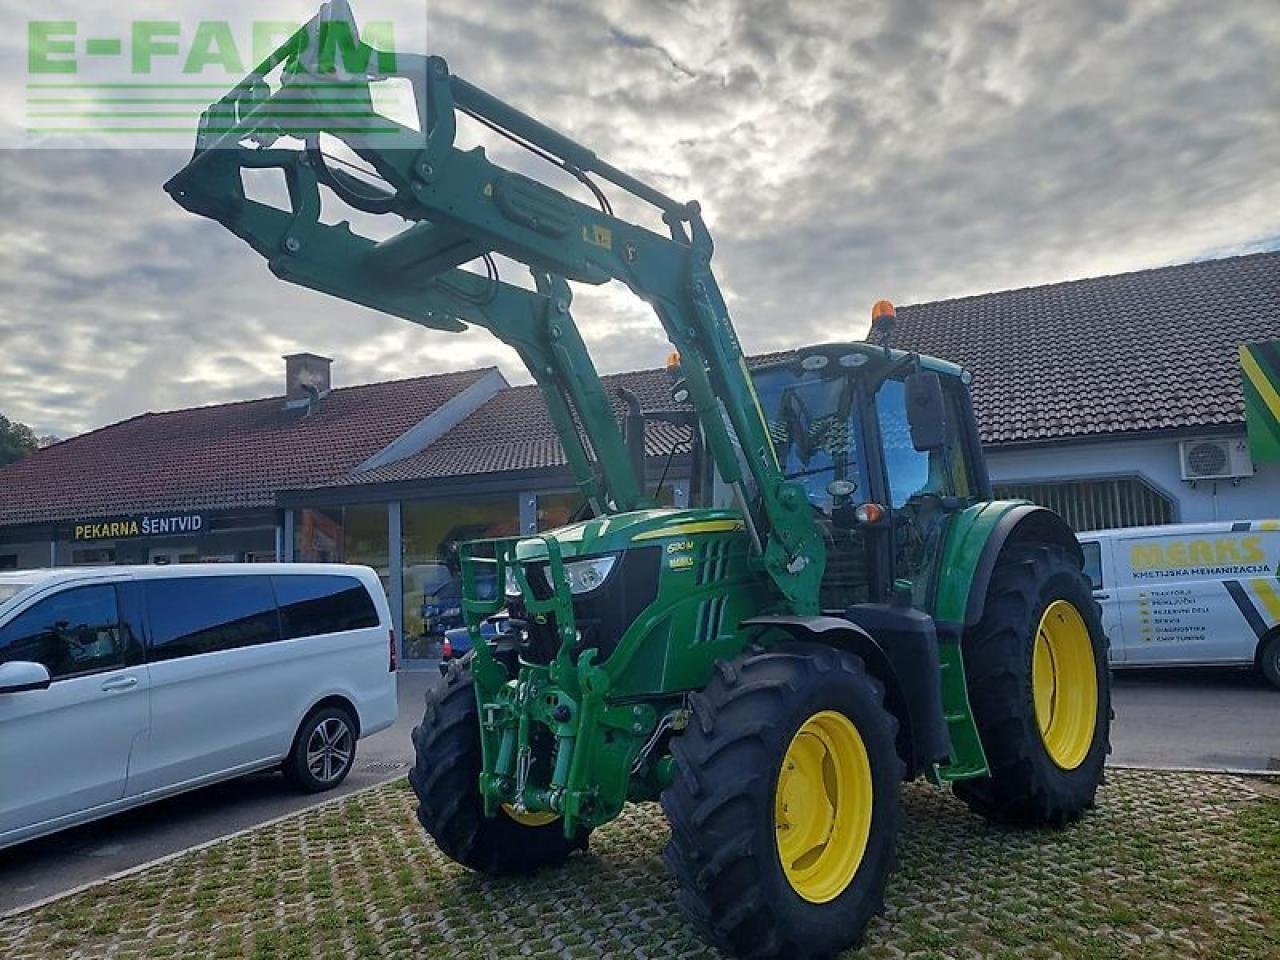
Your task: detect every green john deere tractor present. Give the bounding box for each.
[166,5,1111,956]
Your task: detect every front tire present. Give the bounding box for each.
[954,543,1111,826]
[662,644,903,960]
[1258,633,1280,690]
[284,706,357,793]
[409,657,588,873]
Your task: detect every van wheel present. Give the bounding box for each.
[285,706,357,792]
[1259,634,1280,690]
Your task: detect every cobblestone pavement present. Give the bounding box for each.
[1,770,1275,959]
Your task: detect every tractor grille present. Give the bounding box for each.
[512,547,661,665]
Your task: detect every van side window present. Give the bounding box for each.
[1080,541,1103,590]
[0,585,124,679]
[145,576,280,661]
[273,575,379,639]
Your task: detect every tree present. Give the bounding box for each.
[0,414,40,466]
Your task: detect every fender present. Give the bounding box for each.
[932,501,1083,628]
[743,612,950,780]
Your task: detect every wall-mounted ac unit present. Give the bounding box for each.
[1179,437,1254,481]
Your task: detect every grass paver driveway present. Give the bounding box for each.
[1,769,1275,959]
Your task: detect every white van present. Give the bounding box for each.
[1077,520,1280,688]
[0,564,397,851]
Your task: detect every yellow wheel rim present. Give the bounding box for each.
[501,804,559,827]
[774,710,873,903]
[1032,600,1098,769]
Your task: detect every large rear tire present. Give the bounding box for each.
[954,543,1111,826]
[662,644,903,960]
[409,657,588,873]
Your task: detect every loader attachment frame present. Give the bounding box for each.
[164,2,828,612]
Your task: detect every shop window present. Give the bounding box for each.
[295,506,389,587]
[72,547,116,565]
[534,487,672,532]
[536,490,588,530]
[401,495,519,660]
[295,508,344,562]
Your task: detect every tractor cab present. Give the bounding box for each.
[692,339,990,613]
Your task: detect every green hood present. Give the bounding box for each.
[514,508,746,561]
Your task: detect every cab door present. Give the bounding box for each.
[0,582,149,839]
[1081,538,1125,663]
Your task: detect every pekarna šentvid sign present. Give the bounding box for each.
[73,514,206,541]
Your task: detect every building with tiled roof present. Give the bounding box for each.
[1,251,1277,660]
[892,250,1278,446]
[0,359,502,528]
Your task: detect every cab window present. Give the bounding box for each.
[0,585,126,679]
[753,366,865,518]
[875,377,974,507]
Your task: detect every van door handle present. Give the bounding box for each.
[1094,593,1111,600]
[101,676,138,692]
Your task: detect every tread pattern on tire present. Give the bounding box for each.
[408,656,586,874]
[953,543,1113,827]
[661,644,904,960]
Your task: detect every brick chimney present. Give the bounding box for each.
[284,353,333,411]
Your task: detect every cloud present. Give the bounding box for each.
[0,0,1276,437]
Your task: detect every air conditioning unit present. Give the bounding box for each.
[1179,437,1254,481]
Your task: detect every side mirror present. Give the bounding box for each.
[905,370,948,451]
[0,661,52,694]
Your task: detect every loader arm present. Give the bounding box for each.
[164,3,827,611]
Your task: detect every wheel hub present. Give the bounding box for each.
[774,710,873,903]
[1032,600,1098,769]
[306,717,353,784]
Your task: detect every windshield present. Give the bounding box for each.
[752,366,865,515]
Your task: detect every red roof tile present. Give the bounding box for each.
[892,251,1280,444]
[342,368,687,485]
[0,368,492,526]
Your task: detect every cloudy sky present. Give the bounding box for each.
[1,0,1277,438]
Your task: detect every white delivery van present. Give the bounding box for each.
[0,564,397,850]
[1077,520,1280,687]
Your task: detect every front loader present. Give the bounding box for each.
[166,5,1112,956]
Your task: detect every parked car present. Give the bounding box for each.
[438,613,510,674]
[1078,520,1280,687]
[0,563,398,851]
[404,558,499,659]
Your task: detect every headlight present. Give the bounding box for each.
[544,555,617,595]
